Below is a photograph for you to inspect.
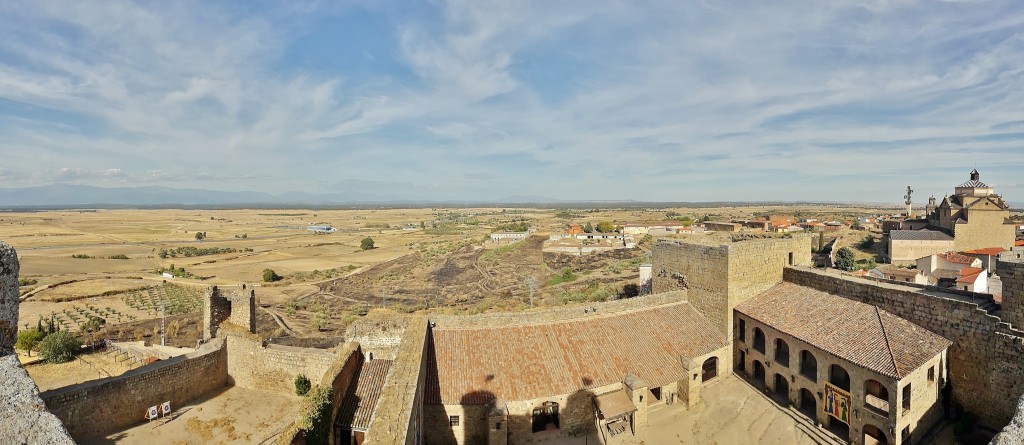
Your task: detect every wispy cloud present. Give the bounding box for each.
[0,0,1022,201]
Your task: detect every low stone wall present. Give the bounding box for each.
[222,323,337,395]
[783,267,1024,428]
[365,317,429,445]
[42,338,228,439]
[428,291,687,329]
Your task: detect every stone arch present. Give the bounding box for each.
[798,387,816,420]
[865,379,890,415]
[829,364,850,391]
[774,338,790,367]
[752,360,766,388]
[799,350,817,381]
[863,423,888,445]
[531,401,560,433]
[701,356,718,382]
[753,327,766,353]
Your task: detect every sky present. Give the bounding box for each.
[0,0,1023,203]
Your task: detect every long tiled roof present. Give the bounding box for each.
[335,359,394,431]
[736,282,951,379]
[425,302,727,405]
[890,230,953,241]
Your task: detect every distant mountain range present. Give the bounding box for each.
[0,184,569,208]
[2,183,1014,209]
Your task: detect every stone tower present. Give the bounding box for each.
[651,235,812,337]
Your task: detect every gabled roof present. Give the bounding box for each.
[890,230,954,241]
[736,282,951,379]
[957,267,986,283]
[335,359,394,431]
[425,301,727,405]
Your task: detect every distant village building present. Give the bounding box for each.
[621,221,687,236]
[307,225,337,234]
[489,231,531,242]
[888,170,1016,263]
[704,222,741,232]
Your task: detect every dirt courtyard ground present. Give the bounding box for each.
[79,386,301,445]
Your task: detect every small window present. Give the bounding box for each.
[928,367,935,385]
[450,415,460,426]
[738,318,746,342]
[495,422,502,430]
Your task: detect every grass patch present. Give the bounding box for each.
[481,241,524,260]
[547,268,577,286]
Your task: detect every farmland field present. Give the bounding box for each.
[2,205,897,344]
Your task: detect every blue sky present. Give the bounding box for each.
[0,0,1023,202]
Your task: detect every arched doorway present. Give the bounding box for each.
[531,401,560,433]
[752,360,766,389]
[799,388,816,420]
[702,357,718,382]
[863,424,888,445]
[773,373,789,404]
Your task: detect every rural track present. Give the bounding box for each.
[259,307,298,337]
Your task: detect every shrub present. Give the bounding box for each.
[38,330,81,364]
[360,237,375,250]
[18,277,38,286]
[547,268,578,286]
[294,374,311,396]
[263,268,282,282]
[80,316,106,333]
[299,386,333,445]
[109,254,129,260]
[834,247,856,271]
[15,329,42,356]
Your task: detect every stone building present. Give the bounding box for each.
[889,170,1016,263]
[735,283,951,445]
[422,296,729,445]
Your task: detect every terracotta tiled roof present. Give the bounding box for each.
[939,252,977,265]
[957,267,985,283]
[425,302,727,405]
[963,247,1007,256]
[335,359,394,431]
[1017,240,1024,247]
[736,283,951,379]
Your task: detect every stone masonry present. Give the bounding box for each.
[0,241,75,444]
[996,256,1024,330]
[202,286,231,340]
[652,235,811,338]
[784,267,1024,429]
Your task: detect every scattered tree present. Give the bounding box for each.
[859,234,875,249]
[595,221,615,233]
[38,330,82,364]
[834,247,856,271]
[15,329,42,356]
[194,231,207,241]
[263,268,282,282]
[361,237,375,250]
[583,222,594,233]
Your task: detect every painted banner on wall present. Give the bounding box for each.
[824,382,852,425]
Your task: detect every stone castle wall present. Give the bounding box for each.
[996,258,1024,330]
[783,267,1024,428]
[42,338,228,439]
[220,324,337,395]
[365,317,429,445]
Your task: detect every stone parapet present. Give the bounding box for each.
[365,317,429,445]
